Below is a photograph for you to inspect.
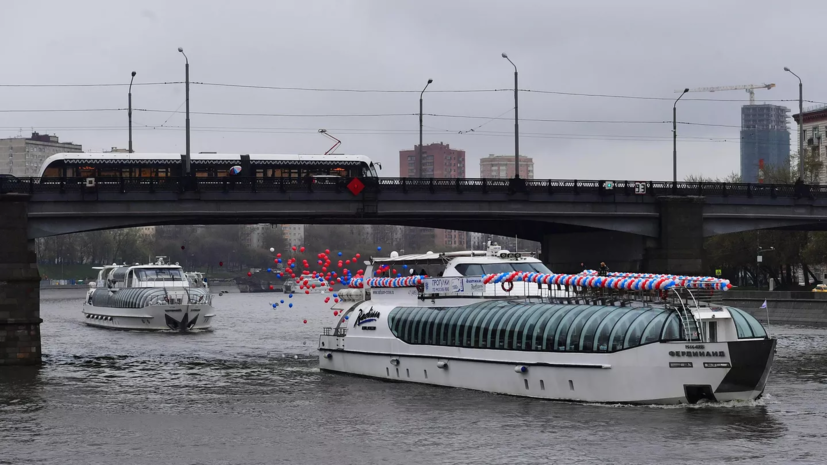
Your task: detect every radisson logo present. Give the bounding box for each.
[354,308,380,327]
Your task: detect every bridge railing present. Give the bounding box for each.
[1,176,825,199]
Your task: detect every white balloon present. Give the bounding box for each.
[390,251,399,258]
[270,247,275,252]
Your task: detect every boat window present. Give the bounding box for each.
[561,306,602,351]
[520,305,557,351]
[577,306,616,351]
[508,304,544,350]
[727,307,765,339]
[511,263,553,274]
[661,312,681,341]
[592,307,635,352]
[540,306,581,351]
[640,311,669,345]
[488,304,522,349]
[387,304,683,352]
[453,264,484,276]
[622,310,662,349]
[607,309,647,351]
[135,268,183,282]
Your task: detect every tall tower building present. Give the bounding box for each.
[740,105,790,183]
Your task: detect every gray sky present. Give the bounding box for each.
[1,0,823,180]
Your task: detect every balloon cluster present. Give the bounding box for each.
[263,245,382,323]
[578,270,731,289]
[367,276,424,288]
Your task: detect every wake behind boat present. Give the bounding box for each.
[83,257,215,331]
[319,244,774,405]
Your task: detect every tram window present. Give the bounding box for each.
[156,168,169,177]
[121,168,132,178]
[99,169,119,178]
[139,168,152,177]
[44,167,60,177]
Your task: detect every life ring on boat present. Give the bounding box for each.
[501,281,514,293]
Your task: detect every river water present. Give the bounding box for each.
[2,289,827,464]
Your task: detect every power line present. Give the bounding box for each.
[192,82,503,93]
[0,82,183,88]
[0,108,125,113]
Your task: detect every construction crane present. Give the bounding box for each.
[676,83,776,104]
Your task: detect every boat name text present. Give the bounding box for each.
[355,308,381,327]
[669,350,725,357]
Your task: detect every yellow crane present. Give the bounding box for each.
[676,83,776,104]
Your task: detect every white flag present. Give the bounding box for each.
[760,300,767,309]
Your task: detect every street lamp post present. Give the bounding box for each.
[673,88,689,183]
[128,71,136,153]
[419,79,433,177]
[502,53,520,181]
[178,47,191,175]
[784,67,804,180]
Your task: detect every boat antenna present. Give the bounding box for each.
[318,129,341,155]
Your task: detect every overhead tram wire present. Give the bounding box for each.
[2,80,824,104]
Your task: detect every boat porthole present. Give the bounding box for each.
[524,379,529,390]
[540,380,545,390]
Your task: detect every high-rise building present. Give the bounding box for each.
[399,142,465,178]
[281,224,305,248]
[0,132,83,176]
[480,154,534,179]
[740,105,790,183]
[399,143,466,249]
[793,104,827,183]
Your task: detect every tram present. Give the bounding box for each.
[36,153,379,180]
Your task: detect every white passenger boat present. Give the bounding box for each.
[318,245,775,405]
[83,257,215,331]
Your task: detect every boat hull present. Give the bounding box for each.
[318,338,775,405]
[82,303,215,331]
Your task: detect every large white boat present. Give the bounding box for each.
[83,257,215,331]
[318,245,775,405]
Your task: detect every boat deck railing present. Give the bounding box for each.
[322,327,347,337]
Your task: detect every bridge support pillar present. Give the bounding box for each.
[643,197,704,275]
[0,197,41,366]
[540,197,704,275]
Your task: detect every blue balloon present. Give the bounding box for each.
[402,264,408,269]
[377,246,382,251]
[277,258,282,263]
[338,252,343,256]
[344,315,349,320]
[290,263,295,268]
[280,300,284,304]
[272,303,277,308]
[289,303,293,308]
[397,273,401,277]
[277,273,283,279]
[333,293,338,298]
[288,294,293,298]
[267,268,272,273]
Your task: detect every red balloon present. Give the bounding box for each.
[329,287,334,292]
[303,319,307,324]
[269,285,274,290]
[345,260,350,265]
[322,267,327,272]
[355,253,360,258]
[300,247,305,252]
[333,311,339,316]
[292,246,297,251]
[325,249,330,254]
[393,269,397,274]
[334,298,339,303]
[247,272,252,277]
[305,290,310,294]
[277,253,282,258]
[312,284,316,289]
[181,245,185,250]
[219,261,223,267]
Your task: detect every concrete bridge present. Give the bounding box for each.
[3,176,827,365]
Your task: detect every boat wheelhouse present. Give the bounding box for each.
[83,257,214,331]
[319,249,774,405]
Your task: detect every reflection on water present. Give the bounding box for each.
[1,290,827,464]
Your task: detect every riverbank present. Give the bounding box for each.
[721,290,827,327]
